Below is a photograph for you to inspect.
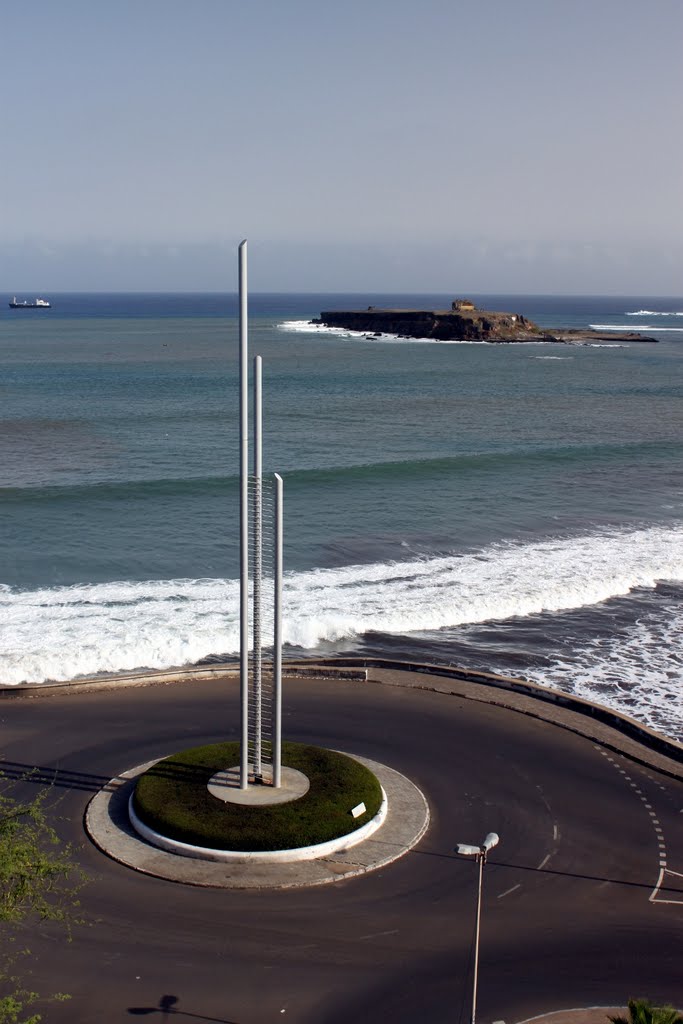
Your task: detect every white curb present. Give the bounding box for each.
[128,786,388,863]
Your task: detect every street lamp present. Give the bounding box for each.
[456,832,500,1024]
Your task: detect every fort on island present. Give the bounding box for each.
[313,299,657,344]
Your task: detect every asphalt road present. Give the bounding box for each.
[2,674,682,1024]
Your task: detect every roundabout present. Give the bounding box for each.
[2,663,682,1024]
[85,744,428,886]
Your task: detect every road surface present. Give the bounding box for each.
[1,672,682,1023]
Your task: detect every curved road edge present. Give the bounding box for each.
[1,656,681,780]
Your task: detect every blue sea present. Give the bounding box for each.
[1,292,682,739]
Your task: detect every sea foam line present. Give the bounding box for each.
[523,607,683,739]
[278,320,480,344]
[590,323,683,332]
[0,523,681,686]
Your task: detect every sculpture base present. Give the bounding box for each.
[207,765,310,806]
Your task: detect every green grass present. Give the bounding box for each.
[132,741,383,852]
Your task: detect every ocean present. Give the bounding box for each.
[1,292,682,740]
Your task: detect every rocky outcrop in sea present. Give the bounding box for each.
[312,301,657,344]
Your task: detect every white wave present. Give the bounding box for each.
[278,320,481,345]
[279,319,372,338]
[0,578,242,686]
[1,524,682,686]
[590,323,683,332]
[522,609,683,738]
[626,310,683,316]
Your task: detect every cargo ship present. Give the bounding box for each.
[9,297,51,309]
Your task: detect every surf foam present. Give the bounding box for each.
[518,604,683,739]
[590,323,683,332]
[278,320,481,344]
[1,523,681,689]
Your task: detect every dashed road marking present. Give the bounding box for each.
[597,747,676,904]
[497,884,521,900]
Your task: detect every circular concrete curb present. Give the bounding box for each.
[127,783,388,863]
[85,753,429,889]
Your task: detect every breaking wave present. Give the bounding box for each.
[1,523,681,688]
[590,323,683,332]
[278,320,482,344]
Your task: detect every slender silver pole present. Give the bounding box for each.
[273,472,283,788]
[471,853,484,1024]
[253,355,263,780]
[238,240,249,790]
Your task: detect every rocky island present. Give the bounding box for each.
[312,299,657,344]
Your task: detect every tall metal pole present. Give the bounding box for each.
[238,240,249,790]
[471,852,485,1024]
[456,833,498,1024]
[253,355,263,781]
[272,472,283,788]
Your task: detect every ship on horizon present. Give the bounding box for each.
[9,296,51,309]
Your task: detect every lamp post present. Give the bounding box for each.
[456,832,499,1024]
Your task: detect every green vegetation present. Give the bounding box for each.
[609,1001,683,1024]
[133,741,383,852]
[0,780,86,1023]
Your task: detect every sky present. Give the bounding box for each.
[2,0,682,293]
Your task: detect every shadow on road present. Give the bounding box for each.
[0,758,111,791]
[128,993,240,1023]
[399,844,679,896]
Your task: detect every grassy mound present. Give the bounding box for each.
[132,741,383,852]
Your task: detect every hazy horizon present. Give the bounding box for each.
[2,0,681,293]
[6,286,683,298]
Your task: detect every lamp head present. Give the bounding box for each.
[456,843,481,857]
[482,832,499,852]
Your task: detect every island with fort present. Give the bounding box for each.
[311,298,657,344]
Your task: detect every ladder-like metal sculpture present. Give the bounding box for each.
[238,240,283,789]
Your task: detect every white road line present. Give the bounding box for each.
[358,929,399,941]
[651,867,683,904]
[537,853,551,870]
[650,866,666,902]
[603,753,675,908]
[553,824,559,841]
[497,884,521,900]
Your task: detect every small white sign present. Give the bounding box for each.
[351,802,366,819]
